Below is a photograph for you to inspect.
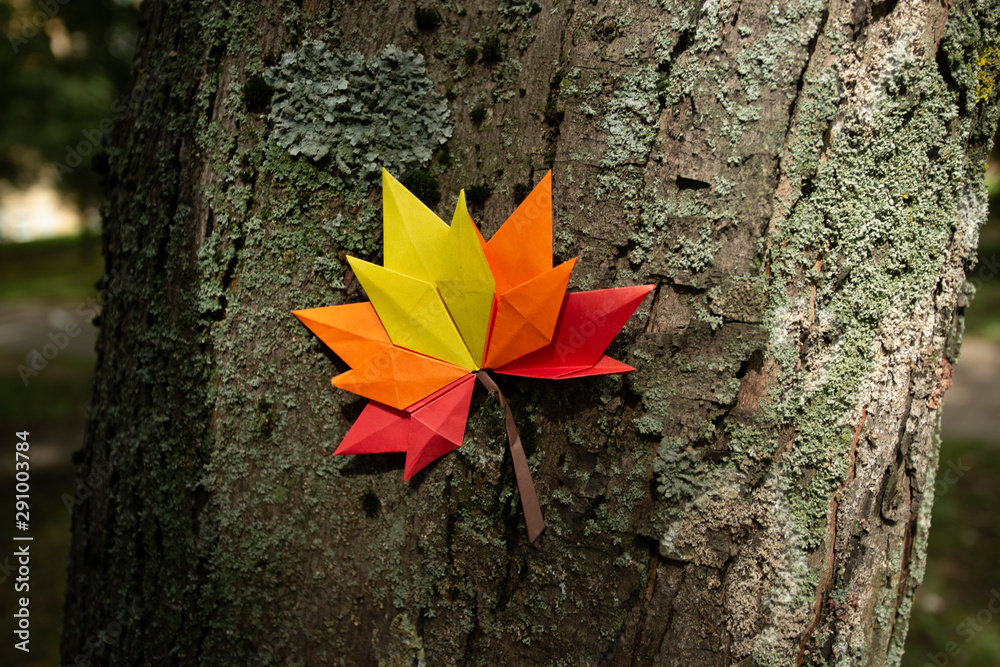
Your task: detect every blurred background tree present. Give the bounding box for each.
[0,0,139,237]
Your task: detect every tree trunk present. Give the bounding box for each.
[61,0,999,664]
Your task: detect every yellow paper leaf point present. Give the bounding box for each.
[436,189,496,364]
[348,255,479,370]
[382,169,449,283]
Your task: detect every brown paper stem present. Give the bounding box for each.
[475,371,545,549]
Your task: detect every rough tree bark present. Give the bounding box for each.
[61,0,998,664]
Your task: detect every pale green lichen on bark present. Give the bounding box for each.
[652,436,707,500]
[746,0,999,661]
[264,41,453,180]
[595,65,660,198]
[499,0,541,19]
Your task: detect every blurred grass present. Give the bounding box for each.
[903,437,1000,666]
[0,350,93,426]
[0,233,102,302]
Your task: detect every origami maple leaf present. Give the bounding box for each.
[293,170,652,544]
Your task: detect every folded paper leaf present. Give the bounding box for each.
[332,346,468,410]
[291,303,390,368]
[293,169,654,548]
[380,169,496,366]
[484,171,552,294]
[404,374,476,479]
[501,355,634,379]
[334,374,476,480]
[293,302,467,410]
[436,190,495,364]
[483,258,576,369]
[382,169,450,283]
[496,285,654,378]
[348,256,479,370]
[333,402,411,455]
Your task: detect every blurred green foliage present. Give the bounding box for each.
[0,232,102,301]
[0,0,139,208]
[0,4,134,663]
